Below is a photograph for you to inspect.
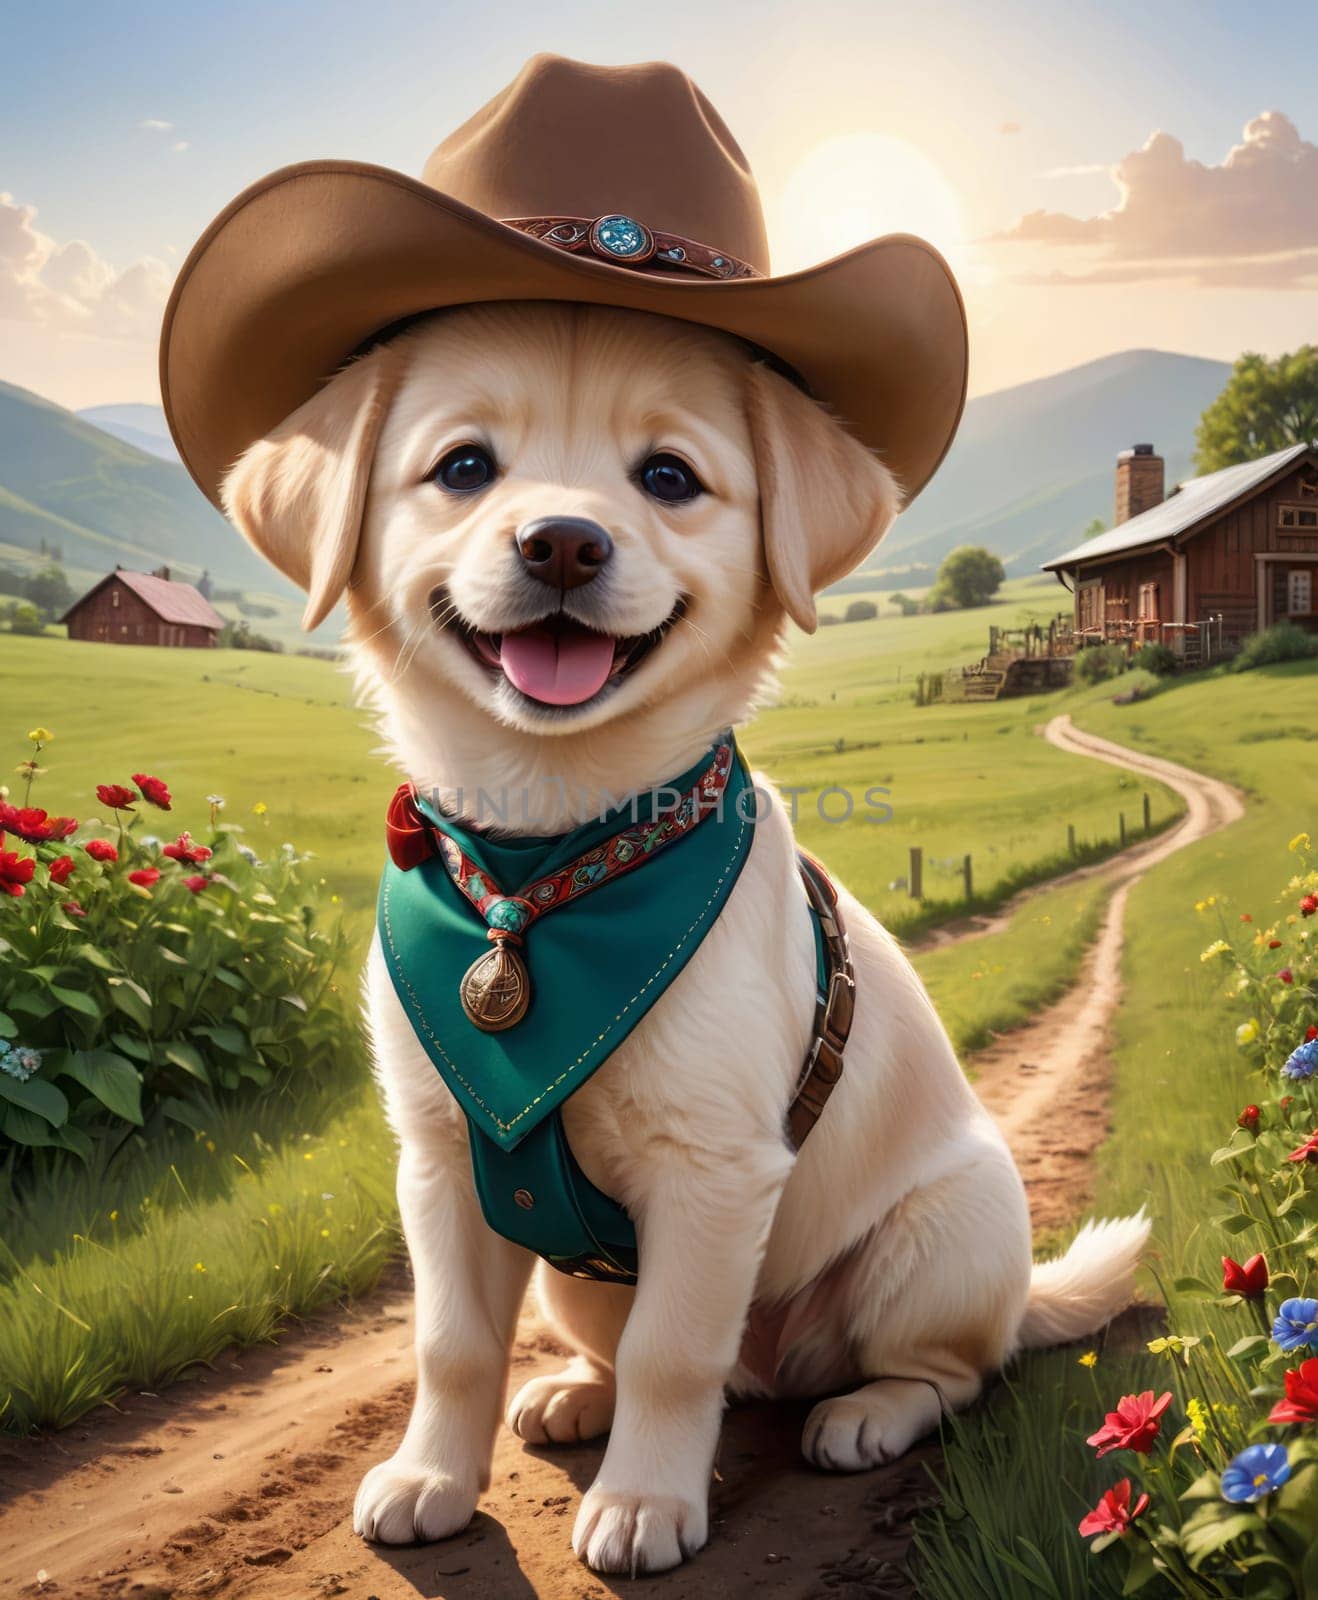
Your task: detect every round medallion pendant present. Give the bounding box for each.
[460,943,531,1033]
[590,213,654,264]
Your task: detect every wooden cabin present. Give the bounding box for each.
[61,566,223,648]
[1043,441,1318,662]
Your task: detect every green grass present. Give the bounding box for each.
[913,873,1111,1058]
[912,659,1318,1597]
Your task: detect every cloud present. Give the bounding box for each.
[172,141,190,153]
[0,191,171,340]
[139,118,173,132]
[1041,162,1111,179]
[992,111,1318,286]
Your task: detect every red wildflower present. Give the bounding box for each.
[0,803,78,844]
[1087,1391,1173,1458]
[47,854,75,885]
[1302,895,1318,918]
[0,849,36,898]
[1078,1479,1149,1539]
[1287,1130,1318,1164]
[127,867,160,888]
[84,839,118,863]
[1279,968,1294,985]
[1238,1105,1261,1133]
[1240,913,1253,923]
[62,900,87,918]
[1308,1026,1318,1042]
[1281,1096,1295,1113]
[1269,939,1283,950]
[96,783,136,810]
[182,874,209,894]
[131,773,172,811]
[1222,1253,1269,1299]
[162,833,212,865]
[1269,1358,1318,1426]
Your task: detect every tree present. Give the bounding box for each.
[1195,347,1318,474]
[889,592,920,617]
[844,599,878,623]
[929,545,1006,610]
[24,564,73,620]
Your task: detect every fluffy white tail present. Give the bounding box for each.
[1017,1211,1151,1350]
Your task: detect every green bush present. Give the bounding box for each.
[1131,641,1178,676]
[1074,643,1128,685]
[0,761,358,1166]
[844,598,878,622]
[1232,621,1318,674]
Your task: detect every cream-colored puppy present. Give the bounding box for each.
[224,303,1147,1576]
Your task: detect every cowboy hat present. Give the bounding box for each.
[160,53,968,509]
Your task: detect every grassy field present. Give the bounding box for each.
[913,657,1318,1598]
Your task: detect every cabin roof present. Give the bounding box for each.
[1041,441,1316,571]
[61,569,225,629]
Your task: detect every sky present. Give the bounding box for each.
[4,0,1318,411]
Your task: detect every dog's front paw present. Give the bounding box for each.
[802,1380,941,1471]
[572,1484,706,1574]
[353,1455,477,1545]
[507,1363,615,1444]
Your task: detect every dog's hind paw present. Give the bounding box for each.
[507,1362,615,1445]
[802,1378,944,1472]
[352,1456,477,1544]
[572,1485,706,1574]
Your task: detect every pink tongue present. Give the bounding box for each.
[499,624,617,706]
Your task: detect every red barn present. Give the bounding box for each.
[61,566,223,648]
[1044,441,1318,662]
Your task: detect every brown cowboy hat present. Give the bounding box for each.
[160,54,968,508]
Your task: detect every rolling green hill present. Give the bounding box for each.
[0,379,283,597]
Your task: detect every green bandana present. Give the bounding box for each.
[377,737,758,1280]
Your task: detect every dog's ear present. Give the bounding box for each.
[221,346,401,631]
[745,362,902,634]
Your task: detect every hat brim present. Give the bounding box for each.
[160,160,968,509]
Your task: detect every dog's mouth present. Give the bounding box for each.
[431,589,686,708]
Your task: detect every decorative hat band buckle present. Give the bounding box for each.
[503,213,760,281]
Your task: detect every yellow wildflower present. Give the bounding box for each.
[1078,1350,1098,1368]
[252,801,268,816]
[109,1209,118,1222]
[1186,1397,1208,1439]
[193,1261,206,1273]
[1290,832,1311,854]
[1200,940,1230,963]
[27,727,53,744]
[1236,1019,1259,1046]
[320,1228,331,1239]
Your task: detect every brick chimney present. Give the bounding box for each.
[1115,444,1164,525]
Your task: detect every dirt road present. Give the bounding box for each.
[0,715,1243,1600]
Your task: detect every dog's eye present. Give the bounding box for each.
[639,453,704,504]
[433,443,496,494]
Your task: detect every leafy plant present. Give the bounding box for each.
[0,738,359,1165]
[1075,644,1129,686]
[1231,623,1318,675]
[1132,642,1179,677]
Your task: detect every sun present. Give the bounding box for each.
[766,132,970,280]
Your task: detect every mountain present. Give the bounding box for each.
[0,380,282,597]
[865,349,1233,581]
[76,403,180,464]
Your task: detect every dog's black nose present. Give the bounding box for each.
[516,517,613,590]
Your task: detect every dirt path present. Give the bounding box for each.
[0,716,1244,1600]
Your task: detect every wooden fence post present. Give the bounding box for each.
[909,846,924,901]
[1067,823,1076,856]
[1119,812,1127,846]
[1143,792,1152,833]
[963,853,973,902]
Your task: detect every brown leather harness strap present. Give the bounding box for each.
[786,851,855,1151]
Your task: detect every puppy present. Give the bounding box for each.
[223,302,1148,1576]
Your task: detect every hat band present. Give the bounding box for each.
[502,213,760,281]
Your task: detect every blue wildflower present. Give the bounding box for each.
[1282,1039,1318,1081]
[1273,1297,1318,1353]
[1221,1443,1291,1503]
[0,1044,41,1081]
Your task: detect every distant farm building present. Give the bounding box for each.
[61,566,223,648]
[1044,440,1318,662]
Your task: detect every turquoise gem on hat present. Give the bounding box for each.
[593,214,648,259]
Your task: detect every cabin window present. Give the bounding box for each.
[1138,582,1159,620]
[1289,568,1313,616]
[111,588,120,608]
[1279,505,1318,529]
